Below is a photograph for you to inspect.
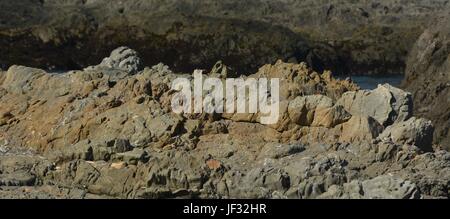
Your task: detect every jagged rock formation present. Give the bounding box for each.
[403,10,450,150]
[0,49,449,199]
[84,47,144,74]
[0,0,448,74]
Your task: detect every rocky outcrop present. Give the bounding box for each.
[320,175,422,199]
[404,10,450,149]
[379,117,434,152]
[0,0,448,74]
[339,115,384,143]
[0,48,448,199]
[84,47,144,74]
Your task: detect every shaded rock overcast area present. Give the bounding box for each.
[0,0,449,75]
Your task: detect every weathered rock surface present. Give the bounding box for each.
[404,10,450,150]
[336,84,413,126]
[0,49,448,199]
[0,0,448,75]
[320,175,421,199]
[84,47,143,74]
[339,116,384,144]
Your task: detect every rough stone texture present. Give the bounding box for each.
[0,49,448,199]
[85,47,144,74]
[320,175,421,199]
[0,0,449,75]
[339,116,384,143]
[336,84,413,126]
[379,117,434,152]
[404,10,450,150]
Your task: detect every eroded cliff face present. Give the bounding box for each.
[404,10,450,150]
[0,48,448,199]
[0,0,448,74]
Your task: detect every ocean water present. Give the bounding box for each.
[340,75,404,90]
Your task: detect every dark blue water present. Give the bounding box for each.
[340,75,404,90]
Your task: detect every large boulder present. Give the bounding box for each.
[336,84,413,126]
[288,95,334,126]
[1,66,46,94]
[378,117,434,152]
[339,115,384,143]
[255,61,358,101]
[311,105,352,128]
[360,175,421,199]
[0,171,36,186]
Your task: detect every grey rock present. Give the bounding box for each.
[288,95,333,126]
[1,66,46,95]
[379,117,434,152]
[339,115,384,143]
[387,84,414,124]
[0,45,448,200]
[336,84,413,126]
[146,114,183,143]
[86,47,143,74]
[361,175,421,199]
[312,105,352,128]
[50,139,135,162]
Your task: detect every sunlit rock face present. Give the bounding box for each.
[0,48,448,199]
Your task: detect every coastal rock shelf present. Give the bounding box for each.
[0,48,448,199]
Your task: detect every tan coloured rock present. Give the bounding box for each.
[336,84,412,126]
[1,48,448,199]
[254,61,358,101]
[339,116,384,143]
[288,95,333,126]
[379,117,434,152]
[312,105,352,128]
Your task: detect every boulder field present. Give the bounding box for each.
[0,48,448,199]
